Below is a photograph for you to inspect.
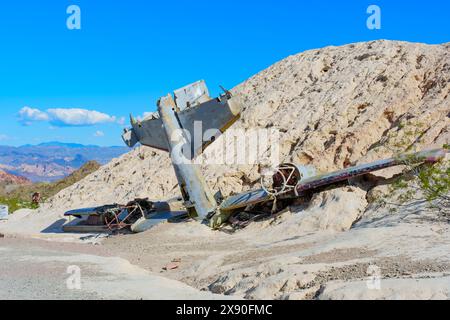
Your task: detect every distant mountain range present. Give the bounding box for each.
[0,142,129,182]
[23,142,99,148]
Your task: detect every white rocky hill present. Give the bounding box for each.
[41,40,450,213]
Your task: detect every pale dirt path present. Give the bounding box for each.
[0,237,236,300]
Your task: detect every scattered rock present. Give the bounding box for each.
[164,259,182,271]
[282,286,321,300]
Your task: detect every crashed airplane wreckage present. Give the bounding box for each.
[63,80,448,233]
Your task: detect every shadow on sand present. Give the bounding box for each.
[41,219,68,234]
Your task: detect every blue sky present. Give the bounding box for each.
[0,0,449,146]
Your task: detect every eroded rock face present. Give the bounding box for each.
[293,186,368,232]
[19,40,449,233]
[0,169,31,185]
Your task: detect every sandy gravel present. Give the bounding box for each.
[100,218,450,300]
[0,236,236,300]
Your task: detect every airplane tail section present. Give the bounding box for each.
[122,81,243,220]
[122,80,242,157]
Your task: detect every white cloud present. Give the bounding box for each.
[47,108,116,126]
[19,106,49,125]
[94,130,105,137]
[0,134,8,141]
[18,106,118,127]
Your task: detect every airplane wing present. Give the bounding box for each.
[123,114,169,151]
[219,148,447,212]
[178,93,241,155]
[64,207,100,218]
[64,204,121,217]
[220,189,271,211]
[295,148,446,194]
[122,81,242,156]
[131,211,189,233]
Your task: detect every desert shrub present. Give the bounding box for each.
[375,120,449,218]
[0,196,39,214]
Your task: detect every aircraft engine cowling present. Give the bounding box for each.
[261,163,317,196]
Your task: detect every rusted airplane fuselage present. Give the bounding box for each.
[122,80,242,222]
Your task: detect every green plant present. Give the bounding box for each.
[417,162,450,202]
[375,120,449,218]
[0,196,39,214]
[387,155,449,218]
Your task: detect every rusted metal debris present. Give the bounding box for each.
[163,259,182,271]
[63,198,188,233]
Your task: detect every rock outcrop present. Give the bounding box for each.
[0,170,31,185]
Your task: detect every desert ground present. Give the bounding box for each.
[0,236,235,300]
